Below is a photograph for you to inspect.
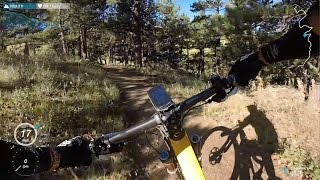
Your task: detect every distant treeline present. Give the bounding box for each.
[0,0,319,85]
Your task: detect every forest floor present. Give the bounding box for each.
[103,64,320,180]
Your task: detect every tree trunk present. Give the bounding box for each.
[199,48,205,75]
[0,29,4,52]
[109,45,114,64]
[33,45,36,56]
[59,9,68,55]
[0,36,3,51]
[0,38,4,51]
[213,46,221,74]
[133,0,143,67]
[77,36,81,57]
[70,42,75,56]
[80,25,88,59]
[186,42,190,61]
[125,41,129,66]
[24,42,29,56]
[317,57,320,72]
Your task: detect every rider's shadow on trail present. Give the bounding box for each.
[201,105,280,180]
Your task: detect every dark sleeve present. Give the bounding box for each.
[260,1,320,64]
[56,145,92,168]
[0,140,51,179]
[35,147,52,173]
[0,140,19,178]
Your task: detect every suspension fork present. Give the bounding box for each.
[165,114,206,180]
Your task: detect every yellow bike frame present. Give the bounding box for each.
[170,131,206,180]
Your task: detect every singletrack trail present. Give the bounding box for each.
[104,65,312,180]
[104,65,179,180]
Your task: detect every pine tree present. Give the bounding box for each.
[157,0,190,68]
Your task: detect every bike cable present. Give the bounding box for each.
[144,131,161,155]
[181,101,209,124]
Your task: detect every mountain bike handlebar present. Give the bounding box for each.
[91,74,237,155]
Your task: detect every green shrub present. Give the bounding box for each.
[278,138,320,179]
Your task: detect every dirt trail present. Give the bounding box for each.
[104,65,178,180]
[104,65,312,180]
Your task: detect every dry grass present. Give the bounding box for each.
[129,64,207,100]
[0,53,123,139]
[0,52,126,179]
[196,86,320,178]
[0,65,20,84]
[184,85,320,161]
[250,86,319,158]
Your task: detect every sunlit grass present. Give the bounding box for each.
[0,53,123,142]
[131,64,207,100]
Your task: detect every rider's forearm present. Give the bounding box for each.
[37,145,91,172]
[36,147,61,173]
[37,145,92,173]
[259,1,320,64]
[35,147,51,172]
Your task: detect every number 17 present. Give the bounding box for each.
[21,129,32,137]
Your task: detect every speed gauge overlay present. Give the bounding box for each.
[14,123,38,146]
[11,147,39,176]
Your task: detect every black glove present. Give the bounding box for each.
[56,136,93,168]
[228,52,265,86]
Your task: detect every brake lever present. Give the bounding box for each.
[208,75,238,103]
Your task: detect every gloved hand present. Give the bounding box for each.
[228,52,266,86]
[56,136,93,168]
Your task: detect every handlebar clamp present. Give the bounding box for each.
[90,136,125,156]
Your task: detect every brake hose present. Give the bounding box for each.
[181,101,209,124]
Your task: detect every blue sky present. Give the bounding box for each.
[175,0,231,19]
[175,0,198,19]
[175,0,282,20]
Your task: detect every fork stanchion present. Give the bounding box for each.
[190,134,202,161]
[159,150,178,174]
